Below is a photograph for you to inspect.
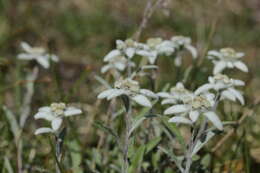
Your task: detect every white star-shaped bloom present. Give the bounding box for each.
[136,38,175,64]
[157,82,192,105]
[171,36,197,66]
[97,78,157,107]
[101,50,135,73]
[164,91,223,130]
[195,74,245,105]
[208,48,248,74]
[17,42,59,69]
[34,103,82,135]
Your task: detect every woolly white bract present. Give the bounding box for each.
[101,36,197,74]
[34,103,82,135]
[208,48,248,74]
[97,78,157,107]
[195,73,245,105]
[17,42,59,69]
[98,34,248,173]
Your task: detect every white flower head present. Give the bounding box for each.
[102,50,135,73]
[34,102,82,135]
[171,36,197,66]
[208,48,248,74]
[164,91,223,130]
[97,78,157,107]
[116,39,141,59]
[157,82,192,105]
[17,42,59,69]
[171,36,197,58]
[195,74,245,105]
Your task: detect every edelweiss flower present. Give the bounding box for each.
[157,82,192,105]
[17,42,59,69]
[34,103,82,135]
[164,92,223,130]
[97,78,157,107]
[171,36,197,66]
[208,48,248,74]
[136,37,175,64]
[101,51,135,73]
[116,39,142,59]
[195,74,245,104]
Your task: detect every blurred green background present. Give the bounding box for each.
[1,0,260,172]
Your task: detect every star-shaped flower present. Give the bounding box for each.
[164,90,223,130]
[157,82,192,105]
[97,78,157,107]
[208,48,248,74]
[34,103,82,135]
[195,74,245,105]
[17,42,59,69]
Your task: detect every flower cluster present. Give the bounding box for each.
[160,86,223,130]
[98,78,157,107]
[101,35,197,74]
[17,42,59,69]
[208,48,248,74]
[195,73,245,104]
[157,82,192,105]
[34,102,82,135]
[158,47,247,131]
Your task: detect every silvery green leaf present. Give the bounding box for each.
[104,49,121,61]
[97,89,117,99]
[195,84,213,95]
[2,106,20,138]
[129,117,146,137]
[36,56,50,69]
[125,47,135,58]
[140,65,158,70]
[68,140,83,173]
[164,104,189,115]
[213,61,226,74]
[221,90,236,102]
[185,45,197,58]
[189,111,199,122]
[34,111,55,121]
[101,64,111,73]
[157,92,171,98]
[51,118,63,131]
[4,157,14,173]
[234,61,248,72]
[233,79,245,86]
[17,53,35,60]
[20,66,38,127]
[140,89,157,98]
[132,95,152,107]
[162,98,176,105]
[168,116,193,125]
[207,50,222,58]
[158,146,184,172]
[129,145,146,173]
[114,62,126,71]
[145,137,161,154]
[94,75,111,89]
[204,111,223,130]
[93,121,118,139]
[228,87,244,105]
[35,127,54,135]
[191,131,215,157]
[64,107,82,116]
[174,56,182,66]
[107,89,126,100]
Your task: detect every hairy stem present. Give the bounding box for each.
[55,136,63,173]
[122,104,132,173]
